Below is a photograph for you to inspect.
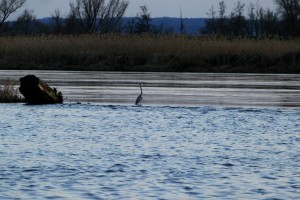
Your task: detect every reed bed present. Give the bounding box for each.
[0,34,299,72]
[0,79,23,103]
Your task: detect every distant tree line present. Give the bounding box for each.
[124,5,168,34]
[204,0,300,37]
[0,0,170,35]
[0,0,129,35]
[0,0,299,37]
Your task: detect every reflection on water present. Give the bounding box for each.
[0,70,300,107]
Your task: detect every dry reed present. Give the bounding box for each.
[0,34,299,72]
[0,79,23,103]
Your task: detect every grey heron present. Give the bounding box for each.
[135,83,143,106]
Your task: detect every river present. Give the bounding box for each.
[0,70,300,107]
[0,70,299,199]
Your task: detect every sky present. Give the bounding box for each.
[12,0,277,19]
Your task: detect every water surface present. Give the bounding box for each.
[1,104,300,199]
[1,71,300,199]
[1,70,299,107]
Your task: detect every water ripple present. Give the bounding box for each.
[1,103,300,199]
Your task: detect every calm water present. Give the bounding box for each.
[1,70,300,107]
[1,71,300,199]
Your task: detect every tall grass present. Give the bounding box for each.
[0,34,299,72]
[0,79,23,103]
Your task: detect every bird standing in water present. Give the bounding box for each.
[135,83,143,106]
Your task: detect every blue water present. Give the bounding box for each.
[1,103,300,199]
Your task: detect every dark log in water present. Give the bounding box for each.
[19,75,63,104]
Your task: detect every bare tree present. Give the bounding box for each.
[12,9,35,34]
[68,0,128,33]
[0,0,26,32]
[135,5,151,33]
[247,3,257,36]
[204,0,296,37]
[65,5,83,34]
[230,0,247,36]
[51,9,63,34]
[274,0,300,35]
[179,5,184,34]
[217,1,228,35]
[99,0,128,33]
[204,2,228,35]
[261,8,279,36]
[73,0,104,32]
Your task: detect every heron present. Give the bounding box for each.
[135,83,143,106]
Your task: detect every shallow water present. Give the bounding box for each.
[1,103,300,199]
[1,71,300,199]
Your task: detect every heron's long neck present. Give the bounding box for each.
[140,86,143,94]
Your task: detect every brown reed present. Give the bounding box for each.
[0,79,24,103]
[0,34,299,72]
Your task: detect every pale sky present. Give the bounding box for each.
[12,0,276,19]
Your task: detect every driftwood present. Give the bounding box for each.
[19,75,63,104]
